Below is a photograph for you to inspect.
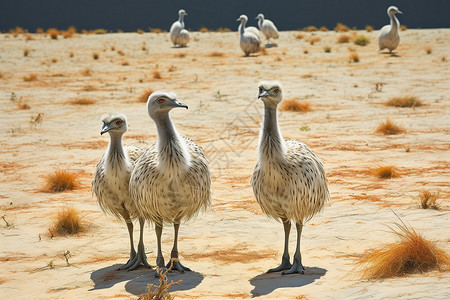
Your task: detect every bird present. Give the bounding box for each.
[129,91,211,276]
[256,13,279,45]
[170,9,190,47]
[378,6,403,53]
[251,81,330,275]
[237,15,261,56]
[92,113,151,271]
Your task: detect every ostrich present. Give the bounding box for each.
[92,113,151,270]
[129,91,211,276]
[251,81,329,275]
[170,9,190,47]
[237,15,261,56]
[256,13,279,45]
[378,6,403,53]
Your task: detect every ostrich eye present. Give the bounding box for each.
[157,98,166,104]
[259,87,263,93]
[115,120,123,126]
[273,88,280,94]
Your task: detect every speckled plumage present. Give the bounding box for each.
[237,15,260,56]
[170,9,190,47]
[256,14,279,43]
[378,6,402,53]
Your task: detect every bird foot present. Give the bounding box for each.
[166,259,191,273]
[125,250,152,271]
[267,259,292,273]
[282,262,305,275]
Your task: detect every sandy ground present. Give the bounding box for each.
[0,28,449,299]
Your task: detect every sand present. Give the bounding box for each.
[0,28,449,299]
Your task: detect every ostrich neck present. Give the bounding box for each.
[239,21,246,35]
[390,14,399,31]
[259,105,286,161]
[106,132,126,167]
[179,16,185,28]
[258,18,263,29]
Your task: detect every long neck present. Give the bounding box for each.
[258,18,263,28]
[179,15,184,27]
[106,132,127,169]
[259,105,286,161]
[390,13,399,31]
[239,20,246,35]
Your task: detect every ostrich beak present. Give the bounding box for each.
[101,124,111,135]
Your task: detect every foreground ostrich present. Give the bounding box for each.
[378,6,403,53]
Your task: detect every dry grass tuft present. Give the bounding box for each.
[419,191,440,210]
[354,35,370,46]
[375,119,405,135]
[309,37,321,45]
[334,22,351,32]
[323,46,331,53]
[45,169,79,192]
[337,34,351,43]
[424,46,432,54]
[304,26,318,32]
[357,222,450,279]
[199,27,209,33]
[92,52,99,60]
[139,88,154,103]
[365,25,374,32]
[216,27,231,32]
[47,28,59,39]
[23,74,38,82]
[400,25,407,31]
[81,68,91,76]
[294,32,304,39]
[209,51,224,57]
[152,70,162,79]
[348,52,359,63]
[373,166,400,179]
[150,28,162,34]
[385,96,423,108]
[137,28,144,34]
[319,26,329,32]
[23,48,30,57]
[138,259,182,300]
[279,98,312,112]
[70,98,96,105]
[175,52,186,58]
[49,207,87,236]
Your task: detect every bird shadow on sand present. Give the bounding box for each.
[89,264,150,291]
[380,51,400,57]
[249,266,327,297]
[265,43,278,48]
[124,269,204,295]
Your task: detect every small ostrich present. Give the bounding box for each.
[256,13,279,45]
[237,15,261,56]
[92,113,150,270]
[251,81,329,275]
[378,6,403,53]
[170,9,190,47]
[130,91,211,276]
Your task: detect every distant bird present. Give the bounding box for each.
[251,81,329,275]
[92,113,150,271]
[130,91,211,276]
[378,6,403,53]
[170,9,190,47]
[256,13,279,44]
[237,15,261,56]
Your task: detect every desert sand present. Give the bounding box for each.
[0,28,449,299]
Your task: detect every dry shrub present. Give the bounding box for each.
[319,26,328,31]
[216,27,231,32]
[17,102,31,110]
[36,27,44,34]
[81,68,91,76]
[23,74,38,81]
[309,37,321,45]
[357,222,450,279]
[93,52,99,60]
[424,46,432,54]
[304,26,318,32]
[49,207,86,236]
[137,28,144,34]
[175,52,186,58]
[94,28,107,34]
[199,27,209,32]
[373,166,400,179]
[117,50,125,56]
[51,58,58,63]
[400,25,407,31]
[150,28,162,34]
[385,96,422,108]
[279,98,311,112]
[334,22,351,32]
[23,48,30,57]
[121,61,130,66]
[47,28,59,39]
[138,259,182,300]
[419,191,439,210]
[375,119,405,135]
[354,34,370,46]
[337,34,351,43]
[70,98,96,105]
[152,70,162,79]
[365,25,374,32]
[209,51,224,57]
[45,169,79,192]
[323,46,331,53]
[303,49,309,54]
[348,52,359,63]
[139,88,154,102]
[294,32,304,39]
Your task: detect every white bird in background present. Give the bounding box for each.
[251,81,329,275]
[237,15,261,56]
[170,9,190,47]
[256,13,279,45]
[130,91,211,276]
[378,6,403,53]
[92,113,150,271]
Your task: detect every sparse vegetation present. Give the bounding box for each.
[199,27,209,33]
[216,27,231,32]
[365,25,374,32]
[375,82,384,92]
[323,46,331,53]
[354,35,370,46]
[279,98,311,112]
[137,28,144,34]
[334,22,351,32]
[150,28,162,34]
[209,51,224,57]
[425,46,432,54]
[45,169,79,192]
[70,98,96,105]
[375,119,405,135]
[357,221,450,279]
[81,68,91,76]
[385,96,423,108]
[300,125,310,131]
[23,74,38,82]
[92,52,99,60]
[419,191,439,210]
[348,52,360,63]
[304,26,318,32]
[94,28,107,34]
[152,70,162,79]
[309,37,321,45]
[373,166,400,179]
[337,34,351,43]
[49,206,86,236]
[400,25,407,31]
[47,28,59,39]
[319,26,328,32]
[138,259,182,300]
[294,32,304,39]
[139,88,154,102]
[23,48,30,57]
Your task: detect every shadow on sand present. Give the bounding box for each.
[90,264,204,295]
[249,266,327,297]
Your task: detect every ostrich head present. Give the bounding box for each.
[100,113,127,135]
[256,13,264,21]
[237,15,248,24]
[178,9,187,17]
[387,6,402,16]
[147,90,188,120]
[258,81,283,109]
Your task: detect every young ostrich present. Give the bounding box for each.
[92,113,150,271]
[378,6,403,53]
[170,9,190,47]
[251,81,329,275]
[129,91,211,276]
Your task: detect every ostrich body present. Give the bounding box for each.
[170,9,190,47]
[237,15,260,56]
[92,113,150,270]
[378,6,402,53]
[251,81,329,275]
[256,13,279,44]
[130,91,211,276]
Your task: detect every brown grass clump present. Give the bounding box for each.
[47,28,59,39]
[319,26,328,32]
[304,26,318,32]
[199,27,209,33]
[400,25,407,31]
[375,119,405,135]
[279,98,312,112]
[385,96,423,108]
[294,32,304,39]
[23,74,38,82]
[137,28,144,34]
[45,169,79,192]
[373,166,400,179]
[323,46,331,53]
[150,28,162,34]
[365,25,374,32]
[309,37,321,45]
[337,34,351,43]
[354,34,370,46]
[152,70,162,79]
[348,52,359,63]
[216,27,231,32]
[70,98,96,105]
[334,22,351,32]
[419,191,439,210]
[424,46,432,54]
[209,51,224,57]
[139,88,154,103]
[93,52,99,60]
[36,27,44,34]
[49,207,87,236]
[138,259,182,300]
[81,68,91,76]
[23,48,30,57]
[357,222,450,279]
